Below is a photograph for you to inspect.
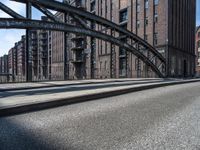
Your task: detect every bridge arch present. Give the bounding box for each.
[0,0,166,79]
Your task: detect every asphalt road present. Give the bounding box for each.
[1,82,200,150]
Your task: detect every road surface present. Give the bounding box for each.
[1,81,200,150]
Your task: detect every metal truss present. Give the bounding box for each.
[0,0,166,80]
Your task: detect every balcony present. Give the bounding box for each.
[119,69,127,77]
[32,52,37,56]
[40,41,48,46]
[71,46,84,51]
[71,56,84,64]
[119,49,127,58]
[42,55,48,59]
[40,35,48,40]
[31,36,37,40]
[31,41,37,46]
[32,57,38,61]
[71,36,85,41]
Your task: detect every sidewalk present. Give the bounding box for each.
[0,78,163,91]
[0,78,199,117]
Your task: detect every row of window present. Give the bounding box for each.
[137,0,159,12]
[144,33,158,45]
[120,9,158,27]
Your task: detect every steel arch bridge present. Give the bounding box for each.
[0,0,166,81]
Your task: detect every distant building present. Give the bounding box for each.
[0,54,9,82]
[195,26,200,76]
[16,36,26,81]
[31,29,39,80]
[0,54,8,74]
[51,12,65,80]
[31,16,52,81]
[8,45,18,81]
[8,36,26,82]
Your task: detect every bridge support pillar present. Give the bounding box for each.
[26,2,32,82]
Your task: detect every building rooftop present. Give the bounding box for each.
[196,26,200,32]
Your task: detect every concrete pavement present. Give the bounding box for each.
[1,81,200,149]
[0,78,163,91]
[0,78,200,116]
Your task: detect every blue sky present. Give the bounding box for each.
[0,0,200,56]
[197,0,200,26]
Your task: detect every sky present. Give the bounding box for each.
[0,0,200,56]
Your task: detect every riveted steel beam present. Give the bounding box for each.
[12,0,165,64]
[0,2,24,19]
[33,3,62,23]
[0,18,165,77]
[63,0,89,29]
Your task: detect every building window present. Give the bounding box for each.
[100,0,102,16]
[154,14,158,23]
[119,48,126,56]
[119,58,126,76]
[105,61,107,70]
[154,7,158,23]
[145,0,149,9]
[144,34,148,41]
[100,61,102,71]
[198,32,200,38]
[76,0,84,7]
[90,1,95,12]
[137,20,140,28]
[137,3,140,13]
[119,9,128,23]
[154,33,158,45]
[145,17,148,26]
[91,21,96,29]
[154,0,159,5]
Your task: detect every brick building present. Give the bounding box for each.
[51,0,196,80]
[51,12,65,80]
[16,35,26,81]
[195,26,200,75]
[8,46,18,81]
[4,16,51,82]
[8,36,26,82]
[31,16,52,81]
[0,54,9,82]
[85,0,196,78]
[0,54,8,74]
[3,0,195,81]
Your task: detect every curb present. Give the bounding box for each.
[0,79,200,117]
[0,79,161,92]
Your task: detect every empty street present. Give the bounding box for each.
[1,81,200,149]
